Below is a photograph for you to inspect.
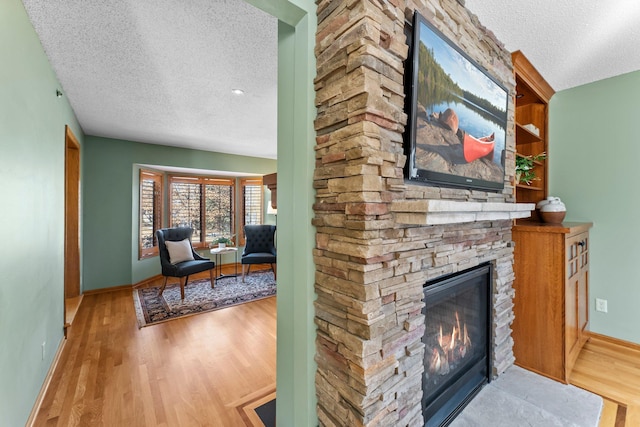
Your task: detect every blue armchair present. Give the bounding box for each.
[156,227,215,299]
[241,225,276,282]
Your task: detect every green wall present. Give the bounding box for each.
[0,0,84,424]
[549,70,640,344]
[82,136,277,290]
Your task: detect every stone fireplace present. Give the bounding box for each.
[313,0,532,426]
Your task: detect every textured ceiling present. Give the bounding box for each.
[22,1,640,158]
[22,0,278,159]
[465,0,640,92]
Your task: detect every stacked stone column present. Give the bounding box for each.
[313,0,517,426]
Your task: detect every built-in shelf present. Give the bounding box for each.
[513,51,554,216]
[516,184,544,191]
[515,123,542,145]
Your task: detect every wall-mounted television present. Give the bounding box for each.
[404,12,508,192]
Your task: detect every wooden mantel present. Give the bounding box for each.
[263,172,277,209]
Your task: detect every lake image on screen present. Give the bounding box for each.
[428,100,505,164]
[413,21,508,182]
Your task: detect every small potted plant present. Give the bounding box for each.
[515,152,546,185]
[214,236,234,248]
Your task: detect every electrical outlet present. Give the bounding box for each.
[595,298,608,313]
[41,341,46,360]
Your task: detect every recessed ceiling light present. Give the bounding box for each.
[231,89,245,95]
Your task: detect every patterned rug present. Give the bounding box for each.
[132,271,276,327]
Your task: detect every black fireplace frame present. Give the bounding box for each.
[422,263,493,427]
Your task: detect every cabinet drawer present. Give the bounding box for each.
[566,232,589,279]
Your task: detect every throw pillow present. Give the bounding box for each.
[165,238,195,264]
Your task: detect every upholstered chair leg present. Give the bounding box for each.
[210,268,215,289]
[158,276,169,296]
[271,263,277,280]
[243,264,251,282]
[179,276,188,300]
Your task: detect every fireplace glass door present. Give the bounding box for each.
[422,264,491,427]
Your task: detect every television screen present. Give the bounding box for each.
[404,12,508,191]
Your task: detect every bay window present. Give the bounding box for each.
[169,176,235,248]
[139,169,163,259]
[139,171,266,256]
[240,177,263,245]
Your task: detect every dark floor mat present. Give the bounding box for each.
[255,398,275,427]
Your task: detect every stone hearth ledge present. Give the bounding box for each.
[390,200,535,225]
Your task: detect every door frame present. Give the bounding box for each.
[64,125,81,317]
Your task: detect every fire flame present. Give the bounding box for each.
[428,311,472,376]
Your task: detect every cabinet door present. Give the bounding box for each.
[565,237,579,361]
[566,232,589,376]
[577,234,590,336]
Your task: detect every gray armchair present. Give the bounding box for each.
[156,227,215,299]
[241,225,276,282]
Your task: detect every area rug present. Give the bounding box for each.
[132,271,276,327]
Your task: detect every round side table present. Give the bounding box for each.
[209,247,238,283]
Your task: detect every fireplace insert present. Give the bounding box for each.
[422,263,492,427]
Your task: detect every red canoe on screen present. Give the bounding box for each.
[462,131,495,163]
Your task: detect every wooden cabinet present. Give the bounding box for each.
[511,222,592,383]
[512,51,555,222]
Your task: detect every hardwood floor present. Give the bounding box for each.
[34,268,276,426]
[570,333,640,427]
[38,268,640,427]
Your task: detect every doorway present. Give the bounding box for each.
[64,125,81,331]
